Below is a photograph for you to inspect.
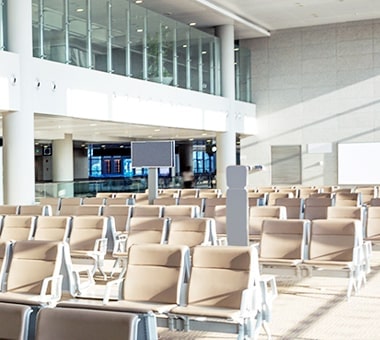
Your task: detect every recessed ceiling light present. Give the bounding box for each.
[183,44,187,48]
[189,22,197,26]
[154,129,161,132]
[202,51,207,54]
[76,8,84,12]
[135,0,143,4]
[136,28,143,33]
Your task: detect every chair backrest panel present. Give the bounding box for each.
[1,215,36,241]
[34,216,71,241]
[69,216,107,251]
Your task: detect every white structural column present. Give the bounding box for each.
[3,1,35,204]
[215,25,236,193]
[53,134,74,197]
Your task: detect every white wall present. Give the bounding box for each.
[241,19,380,187]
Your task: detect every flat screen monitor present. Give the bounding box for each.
[131,141,175,168]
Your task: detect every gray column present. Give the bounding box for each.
[4,0,35,204]
[215,25,236,193]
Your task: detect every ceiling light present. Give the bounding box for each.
[76,8,84,12]
[182,44,187,48]
[202,51,207,54]
[189,22,197,26]
[154,129,161,132]
[135,0,143,4]
[136,28,143,33]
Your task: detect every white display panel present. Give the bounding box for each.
[338,143,380,185]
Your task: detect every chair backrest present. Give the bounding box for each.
[275,198,304,219]
[126,217,169,250]
[0,205,20,215]
[298,188,320,199]
[163,205,200,219]
[178,198,205,215]
[365,206,380,238]
[82,197,106,205]
[267,192,294,206]
[180,189,199,198]
[74,205,104,216]
[260,219,309,260]
[96,192,115,198]
[35,307,139,340]
[133,193,150,205]
[204,205,226,235]
[204,197,226,216]
[122,243,188,305]
[187,245,259,309]
[102,205,132,233]
[59,197,83,216]
[69,216,108,252]
[39,198,61,216]
[160,188,180,198]
[6,240,63,294]
[303,197,334,220]
[355,187,377,205]
[34,216,71,242]
[198,191,220,199]
[105,197,129,205]
[0,302,32,340]
[370,198,380,206]
[167,218,215,251]
[308,219,361,261]
[327,206,364,222]
[153,197,178,206]
[132,205,163,217]
[335,192,361,206]
[1,215,36,241]
[19,204,52,216]
[248,206,287,237]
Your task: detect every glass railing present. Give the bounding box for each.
[0,0,5,51]
[35,175,213,199]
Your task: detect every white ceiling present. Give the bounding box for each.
[33,0,380,145]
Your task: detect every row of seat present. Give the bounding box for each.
[257,218,368,298]
[0,242,270,340]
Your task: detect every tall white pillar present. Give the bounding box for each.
[53,134,74,197]
[215,25,236,193]
[3,1,35,204]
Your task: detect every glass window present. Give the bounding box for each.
[235,45,252,103]
[129,3,146,80]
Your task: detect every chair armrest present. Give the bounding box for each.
[113,234,128,254]
[103,278,124,304]
[240,287,261,318]
[73,269,95,295]
[93,238,108,255]
[40,274,63,304]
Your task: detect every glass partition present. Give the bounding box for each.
[235,45,252,103]
[32,0,222,96]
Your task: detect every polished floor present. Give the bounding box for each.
[156,248,380,340]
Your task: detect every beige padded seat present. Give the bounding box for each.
[179,189,200,198]
[303,197,334,220]
[259,219,310,274]
[0,302,32,340]
[248,206,287,242]
[103,205,132,234]
[203,197,227,235]
[1,215,36,241]
[74,204,104,216]
[133,193,150,205]
[35,307,139,340]
[153,197,178,206]
[114,193,135,199]
[18,204,52,216]
[0,240,64,305]
[112,217,170,278]
[0,205,20,215]
[160,188,180,198]
[170,245,262,339]
[365,207,380,242]
[96,192,115,198]
[355,187,377,205]
[82,197,106,205]
[132,205,163,217]
[198,190,221,199]
[34,216,71,242]
[178,198,205,215]
[275,198,304,219]
[267,192,294,206]
[327,206,364,223]
[298,188,320,199]
[59,197,83,216]
[167,218,216,253]
[163,205,200,219]
[335,192,361,207]
[68,216,109,280]
[39,198,61,216]
[105,197,129,205]
[303,219,364,298]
